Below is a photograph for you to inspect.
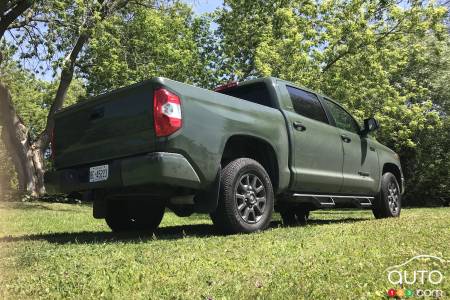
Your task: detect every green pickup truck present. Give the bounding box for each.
[45,77,404,234]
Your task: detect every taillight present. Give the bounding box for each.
[153,87,182,137]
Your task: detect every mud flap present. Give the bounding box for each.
[193,166,221,213]
[91,190,107,219]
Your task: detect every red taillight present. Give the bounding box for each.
[153,88,182,137]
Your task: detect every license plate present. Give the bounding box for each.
[89,165,109,182]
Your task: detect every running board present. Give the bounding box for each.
[285,193,374,208]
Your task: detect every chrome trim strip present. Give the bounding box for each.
[291,193,374,207]
[293,194,374,199]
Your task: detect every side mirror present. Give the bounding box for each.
[361,117,379,135]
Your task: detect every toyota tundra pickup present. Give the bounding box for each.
[45,77,404,234]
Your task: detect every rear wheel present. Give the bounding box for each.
[372,172,401,219]
[105,199,165,232]
[210,158,274,234]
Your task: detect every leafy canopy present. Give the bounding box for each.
[81,2,219,95]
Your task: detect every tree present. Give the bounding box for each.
[0,0,132,196]
[0,0,34,63]
[80,2,219,95]
[396,38,450,204]
[215,0,449,204]
[0,48,85,198]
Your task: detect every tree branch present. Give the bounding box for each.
[35,0,131,149]
[322,17,405,73]
[0,0,33,39]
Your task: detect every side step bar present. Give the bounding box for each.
[286,193,375,209]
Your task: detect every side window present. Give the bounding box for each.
[323,99,360,134]
[287,86,328,123]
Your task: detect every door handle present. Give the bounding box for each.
[293,121,306,131]
[341,134,351,143]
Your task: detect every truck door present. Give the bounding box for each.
[278,84,344,193]
[321,98,380,195]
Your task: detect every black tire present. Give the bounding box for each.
[210,158,274,234]
[280,207,309,226]
[105,199,165,232]
[372,172,401,219]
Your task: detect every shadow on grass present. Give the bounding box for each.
[0,224,217,244]
[312,209,373,215]
[0,202,91,212]
[0,217,369,245]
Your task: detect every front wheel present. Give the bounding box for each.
[372,172,401,219]
[210,158,274,234]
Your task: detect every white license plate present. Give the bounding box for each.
[89,165,109,182]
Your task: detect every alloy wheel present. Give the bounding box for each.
[387,179,400,214]
[235,173,266,224]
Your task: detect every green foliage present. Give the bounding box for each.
[5,0,92,74]
[81,2,219,94]
[0,47,86,195]
[404,120,450,202]
[0,53,48,139]
[215,0,450,203]
[0,53,86,139]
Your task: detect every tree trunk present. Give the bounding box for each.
[0,83,45,196]
[0,0,128,197]
[0,33,89,197]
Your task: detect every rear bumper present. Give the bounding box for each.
[44,152,201,194]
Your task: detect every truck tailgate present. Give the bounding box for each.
[53,80,157,169]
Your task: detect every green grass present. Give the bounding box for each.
[0,202,449,299]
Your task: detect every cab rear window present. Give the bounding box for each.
[218,83,274,108]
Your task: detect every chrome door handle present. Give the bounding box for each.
[293,121,306,131]
[341,134,351,143]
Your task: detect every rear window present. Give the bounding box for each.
[219,83,273,107]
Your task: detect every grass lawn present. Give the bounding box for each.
[0,201,449,299]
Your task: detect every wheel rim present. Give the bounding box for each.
[387,179,400,214]
[235,173,266,224]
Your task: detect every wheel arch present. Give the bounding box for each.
[221,135,279,193]
[382,163,402,191]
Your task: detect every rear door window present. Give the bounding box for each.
[287,86,328,123]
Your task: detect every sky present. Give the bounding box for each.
[186,0,223,14]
